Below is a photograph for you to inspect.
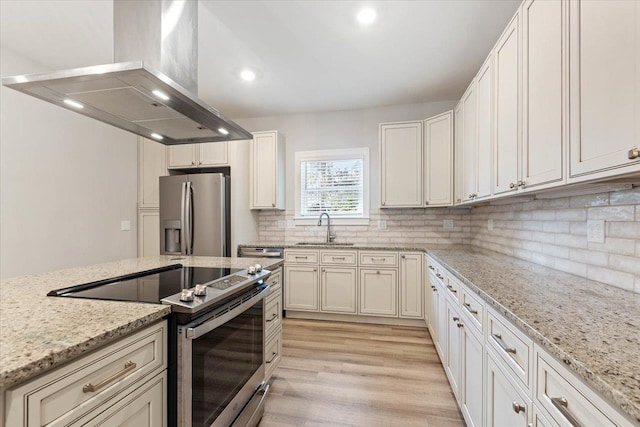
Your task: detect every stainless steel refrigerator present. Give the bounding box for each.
[159,173,230,257]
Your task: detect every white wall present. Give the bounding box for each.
[0,47,138,278]
[235,100,456,210]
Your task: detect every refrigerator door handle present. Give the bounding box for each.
[180,181,187,255]
[187,181,194,255]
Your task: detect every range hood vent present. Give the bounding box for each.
[1,0,252,145]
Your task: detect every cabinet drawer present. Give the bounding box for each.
[265,290,282,338]
[5,321,167,427]
[71,371,166,426]
[265,327,282,381]
[444,275,460,302]
[536,352,623,427]
[266,267,282,296]
[285,250,319,264]
[487,309,533,390]
[360,251,398,267]
[320,250,357,266]
[460,285,484,330]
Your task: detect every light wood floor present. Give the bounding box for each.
[259,318,465,427]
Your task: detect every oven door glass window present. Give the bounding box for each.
[191,301,264,427]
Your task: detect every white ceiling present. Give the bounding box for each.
[1,0,520,119]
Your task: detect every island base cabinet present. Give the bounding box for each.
[486,351,532,427]
[284,266,319,311]
[321,267,357,313]
[460,325,484,427]
[359,269,397,317]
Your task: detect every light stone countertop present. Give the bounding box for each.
[0,256,283,389]
[427,247,640,424]
[244,242,640,422]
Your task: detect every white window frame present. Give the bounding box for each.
[295,148,370,225]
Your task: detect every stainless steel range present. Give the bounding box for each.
[49,263,272,427]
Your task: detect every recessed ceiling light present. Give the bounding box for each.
[239,69,256,81]
[152,90,170,101]
[150,133,164,141]
[63,99,84,109]
[356,8,377,25]
[218,127,229,135]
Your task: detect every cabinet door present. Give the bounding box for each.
[138,211,160,257]
[138,138,166,208]
[521,0,565,189]
[461,325,484,427]
[486,352,531,427]
[454,102,465,204]
[320,267,357,313]
[436,283,448,361]
[494,13,521,195]
[251,132,277,209]
[359,268,398,317]
[569,0,640,178]
[476,55,493,199]
[428,277,439,342]
[167,144,196,168]
[380,122,423,207]
[445,299,461,399]
[399,253,423,318]
[284,266,319,311]
[424,112,454,206]
[198,142,228,166]
[462,81,478,202]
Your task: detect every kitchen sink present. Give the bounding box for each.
[295,242,354,246]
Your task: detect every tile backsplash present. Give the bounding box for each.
[258,187,640,293]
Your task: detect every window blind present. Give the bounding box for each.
[300,158,364,216]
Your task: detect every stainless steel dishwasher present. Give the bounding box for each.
[239,247,285,317]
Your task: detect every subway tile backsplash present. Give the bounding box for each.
[258,187,640,294]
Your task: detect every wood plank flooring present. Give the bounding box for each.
[259,318,465,427]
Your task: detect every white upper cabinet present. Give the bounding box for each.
[424,111,454,206]
[493,12,521,196]
[250,131,285,210]
[380,121,424,207]
[568,0,640,179]
[476,55,493,199]
[454,102,465,205]
[138,137,167,209]
[521,0,565,190]
[167,142,229,169]
[462,82,478,203]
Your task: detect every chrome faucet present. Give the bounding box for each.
[317,212,336,243]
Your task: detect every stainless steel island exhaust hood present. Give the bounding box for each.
[2,0,252,145]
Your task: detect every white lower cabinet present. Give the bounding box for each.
[321,267,357,314]
[284,265,319,311]
[399,253,423,318]
[460,323,484,427]
[359,269,397,317]
[4,322,167,427]
[444,298,462,398]
[138,210,160,256]
[486,350,532,427]
[427,273,439,342]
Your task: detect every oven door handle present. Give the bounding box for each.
[183,285,270,340]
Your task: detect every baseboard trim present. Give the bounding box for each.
[285,311,427,327]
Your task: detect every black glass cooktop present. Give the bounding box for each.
[48,265,244,304]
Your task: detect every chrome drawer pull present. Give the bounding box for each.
[371,257,387,261]
[270,281,279,286]
[428,265,435,270]
[463,302,478,314]
[492,333,517,354]
[266,351,278,364]
[551,397,582,427]
[294,256,308,259]
[446,284,457,293]
[266,313,278,322]
[512,401,526,414]
[332,257,346,260]
[83,361,136,393]
[436,274,444,279]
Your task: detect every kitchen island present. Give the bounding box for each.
[0,255,283,389]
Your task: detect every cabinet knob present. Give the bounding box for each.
[457,323,464,328]
[198,161,202,165]
[191,161,195,166]
[628,148,639,159]
[272,203,275,207]
[509,182,516,189]
[512,401,526,414]
[376,270,380,275]
[425,201,429,205]
[313,268,317,272]
[452,316,460,322]
[382,201,386,206]
[401,255,406,259]
[322,268,326,272]
[518,180,525,188]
